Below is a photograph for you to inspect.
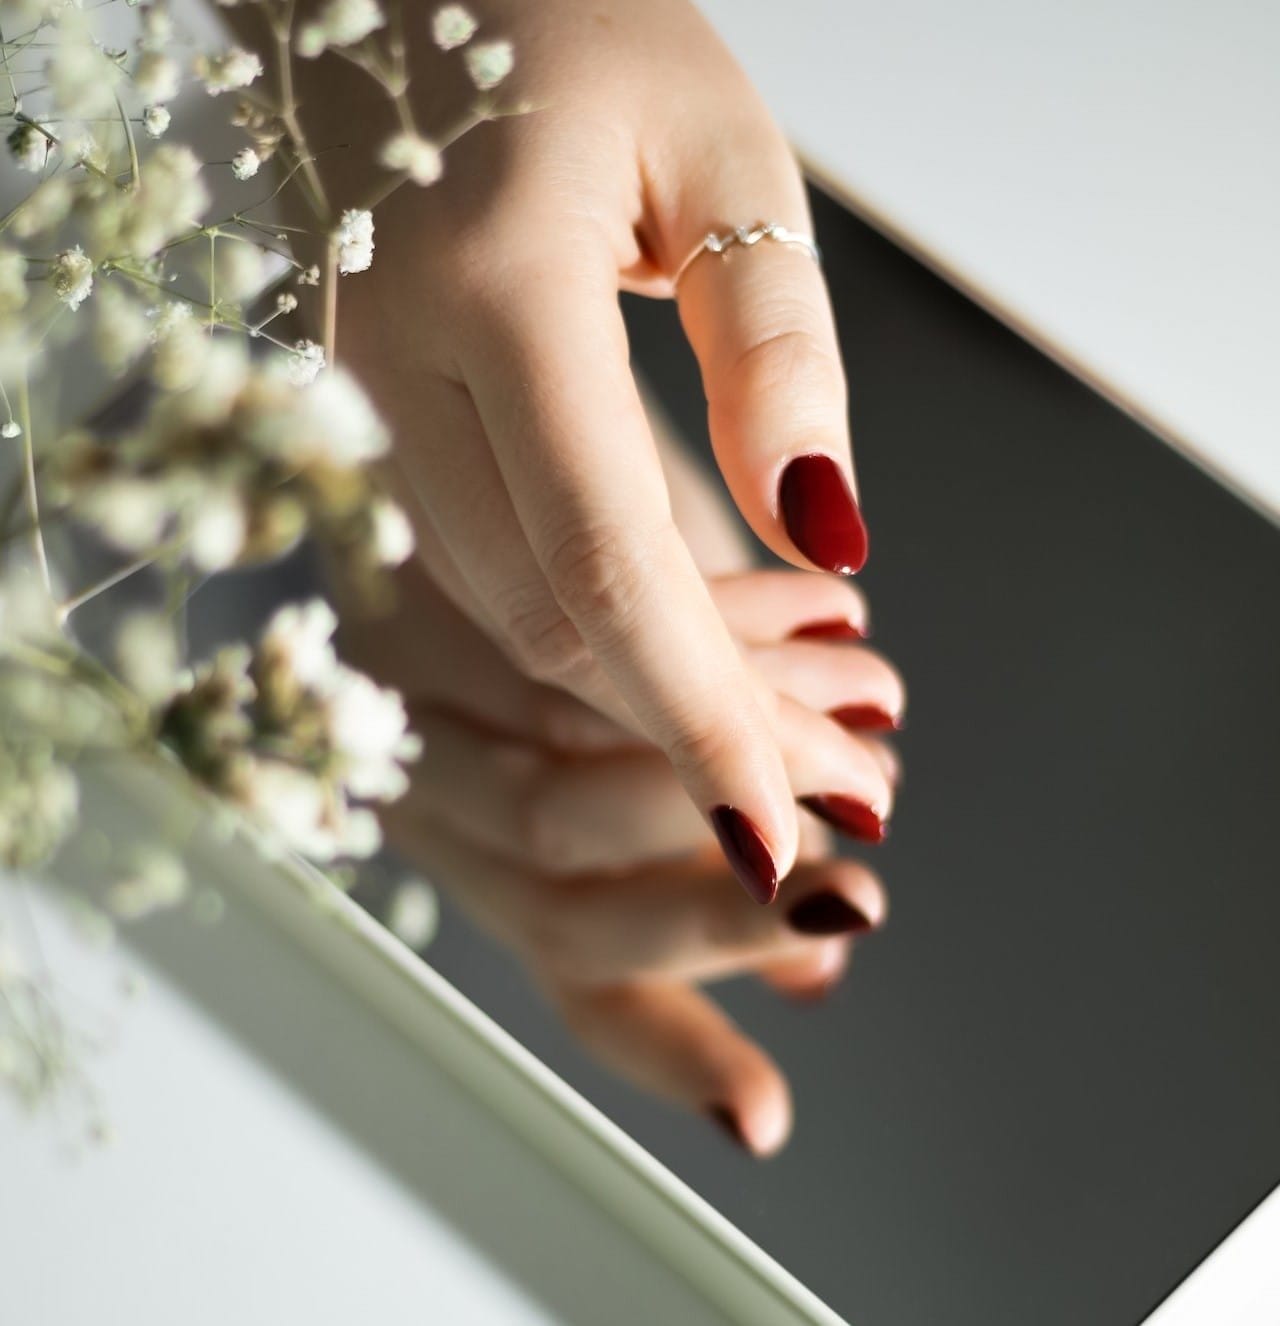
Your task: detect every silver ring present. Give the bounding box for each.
[673,220,821,287]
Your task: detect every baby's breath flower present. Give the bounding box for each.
[116,612,181,705]
[286,338,325,385]
[140,4,174,48]
[11,177,72,238]
[78,475,172,551]
[0,248,28,316]
[298,264,321,286]
[63,126,109,172]
[194,46,263,96]
[216,240,264,301]
[464,39,513,91]
[105,848,189,920]
[370,497,414,566]
[231,146,261,180]
[334,207,374,274]
[88,143,209,259]
[92,281,152,374]
[187,485,248,570]
[142,104,171,138]
[385,879,437,949]
[6,122,52,172]
[296,0,385,56]
[0,740,79,871]
[46,26,121,117]
[151,300,208,390]
[134,50,180,103]
[0,422,19,440]
[378,132,443,186]
[432,4,477,50]
[50,246,94,310]
[275,290,298,313]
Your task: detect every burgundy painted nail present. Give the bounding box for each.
[829,703,901,732]
[787,891,874,936]
[710,805,778,904]
[788,617,868,642]
[799,795,888,844]
[778,453,869,575]
[707,1104,750,1151]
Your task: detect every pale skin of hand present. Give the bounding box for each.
[244,0,874,905]
[338,406,905,1157]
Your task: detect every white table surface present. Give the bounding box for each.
[0,873,734,1326]
[698,0,1280,520]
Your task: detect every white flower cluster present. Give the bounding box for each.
[464,40,514,92]
[51,341,410,575]
[379,132,443,186]
[6,123,52,173]
[334,208,375,274]
[194,46,264,96]
[157,601,421,862]
[231,146,261,180]
[50,246,94,311]
[0,738,79,871]
[297,0,386,57]
[432,4,478,50]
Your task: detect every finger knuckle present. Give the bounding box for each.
[499,591,596,690]
[727,324,843,403]
[542,517,666,643]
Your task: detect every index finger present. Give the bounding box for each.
[459,234,798,902]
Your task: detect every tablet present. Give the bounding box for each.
[425,183,1280,1326]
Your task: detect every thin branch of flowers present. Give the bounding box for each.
[0,0,516,1134]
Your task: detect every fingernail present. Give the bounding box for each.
[829,703,901,732]
[778,453,869,575]
[799,795,888,844]
[706,1104,750,1151]
[710,805,778,904]
[788,616,868,641]
[787,891,874,936]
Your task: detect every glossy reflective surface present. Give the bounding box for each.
[421,186,1280,1325]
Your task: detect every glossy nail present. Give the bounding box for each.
[710,805,778,904]
[787,891,874,936]
[799,795,888,844]
[788,617,868,642]
[829,703,901,732]
[778,453,869,575]
[707,1104,750,1151]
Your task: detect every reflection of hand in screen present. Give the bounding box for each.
[340,420,906,1157]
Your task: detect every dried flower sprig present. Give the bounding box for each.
[0,0,511,1128]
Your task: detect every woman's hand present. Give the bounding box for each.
[340,555,902,1156]
[272,0,867,902]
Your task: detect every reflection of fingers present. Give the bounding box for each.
[777,697,896,842]
[859,735,902,789]
[342,554,638,755]
[406,710,705,875]
[750,639,906,733]
[386,807,886,987]
[759,941,851,1002]
[711,570,869,644]
[553,980,791,1158]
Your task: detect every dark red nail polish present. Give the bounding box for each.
[799,795,888,844]
[787,891,874,936]
[707,1104,750,1151]
[829,703,901,732]
[710,805,778,904]
[778,453,868,575]
[788,617,868,641]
